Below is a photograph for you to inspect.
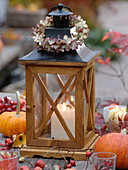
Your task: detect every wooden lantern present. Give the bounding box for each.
[19,44,100,160]
[19,3,101,160]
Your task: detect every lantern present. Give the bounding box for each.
[19,3,101,160]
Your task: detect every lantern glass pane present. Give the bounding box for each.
[33,73,76,140]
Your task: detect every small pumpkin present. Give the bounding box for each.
[0,91,26,137]
[94,133,128,169]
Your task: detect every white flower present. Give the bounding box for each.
[32,33,43,45]
[63,35,69,40]
[40,20,43,24]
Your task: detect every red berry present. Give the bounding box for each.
[5,138,13,146]
[11,105,16,111]
[124,114,128,121]
[1,147,6,150]
[0,103,5,109]
[7,140,13,147]
[10,101,17,105]
[86,151,92,157]
[34,167,42,170]
[1,108,6,113]
[66,163,72,168]
[6,107,12,112]
[4,103,11,109]
[0,143,6,147]
[2,146,10,150]
[19,165,30,170]
[0,98,4,103]
[35,159,46,169]
[4,96,11,103]
[70,160,76,166]
[5,138,11,143]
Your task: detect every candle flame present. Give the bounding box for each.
[71,96,74,101]
[62,102,66,111]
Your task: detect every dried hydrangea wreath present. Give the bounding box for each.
[32,15,89,53]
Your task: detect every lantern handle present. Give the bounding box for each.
[50,3,73,12]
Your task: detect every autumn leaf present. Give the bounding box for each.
[101,34,111,41]
[96,57,111,65]
[102,30,128,56]
[13,133,26,148]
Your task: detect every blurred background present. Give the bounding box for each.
[0,0,128,98]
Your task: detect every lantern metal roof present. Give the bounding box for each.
[19,44,100,67]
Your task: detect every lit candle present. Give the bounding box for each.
[51,103,75,139]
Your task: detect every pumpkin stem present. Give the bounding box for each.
[16,91,20,116]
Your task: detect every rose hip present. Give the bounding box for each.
[86,151,92,157]
[35,159,46,169]
[66,163,72,168]
[5,138,13,147]
[0,103,5,109]
[4,96,11,103]
[70,160,76,166]
[0,98,4,103]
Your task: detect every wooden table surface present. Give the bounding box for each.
[0,92,127,169]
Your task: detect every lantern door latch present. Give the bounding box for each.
[26,105,31,111]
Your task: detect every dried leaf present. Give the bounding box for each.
[13,133,26,148]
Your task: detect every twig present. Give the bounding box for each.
[66,148,94,152]
[23,158,34,168]
[84,158,89,170]
[44,146,59,165]
[122,61,128,73]
[60,149,68,165]
[43,146,57,157]
[50,149,60,167]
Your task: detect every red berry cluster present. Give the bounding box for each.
[0,96,24,114]
[19,158,76,169]
[19,159,46,170]
[65,159,76,169]
[0,138,13,150]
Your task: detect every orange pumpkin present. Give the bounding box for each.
[94,133,128,169]
[0,91,26,137]
[0,111,26,137]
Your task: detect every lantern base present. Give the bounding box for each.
[20,134,99,160]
